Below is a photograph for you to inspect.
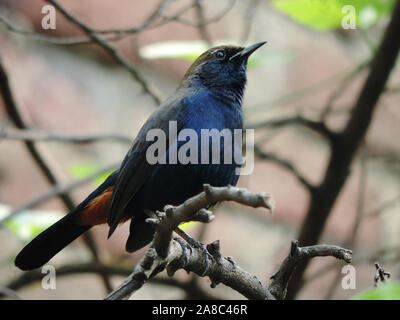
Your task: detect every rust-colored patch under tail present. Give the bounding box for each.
[78,187,114,226]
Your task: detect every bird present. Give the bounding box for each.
[15,41,266,271]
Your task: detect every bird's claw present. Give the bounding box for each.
[174,237,191,266]
[190,240,213,276]
[174,237,212,275]
[174,227,213,276]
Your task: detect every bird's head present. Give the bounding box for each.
[181,42,266,91]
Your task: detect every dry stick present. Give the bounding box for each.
[0,127,132,144]
[45,0,163,105]
[0,13,96,45]
[367,194,400,218]
[240,0,262,43]
[246,58,370,115]
[105,185,274,300]
[253,145,315,192]
[303,244,400,289]
[286,0,400,299]
[0,261,197,299]
[374,262,390,287]
[0,128,133,144]
[2,260,215,300]
[0,286,23,300]
[246,113,335,143]
[320,60,370,121]
[0,127,130,224]
[0,57,113,293]
[194,0,213,46]
[105,185,351,300]
[170,0,236,27]
[269,240,352,300]
[304,244,400,288]
[2,0,234,100]
[0,0,195,45]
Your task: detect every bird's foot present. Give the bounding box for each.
[174,227,213,276]
[188,240,213,276]
[174,237,191,266]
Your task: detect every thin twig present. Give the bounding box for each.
[320,59,370,121]
[0,127,132,144]
[240,0,262,43]
[2,261,218,300]
[247,58,371,114]
[367,195,400,218]
[247,114,336,143]
[0,0,193,45]
[194,0,213,45]
[0,55,113,293]
[374,262,390,287]
[0,162,119,228]
[167,0,236,27]
[253,145,315,192]
[0,286,23,300]
[45,0,164,105]
[269,240,352,300]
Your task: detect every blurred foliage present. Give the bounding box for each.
[68,163,113,185]
[0,163,113,242]
[138,40,292,68]
[353,282,400,300]
[273,0,395,30]
[0,204,61,241]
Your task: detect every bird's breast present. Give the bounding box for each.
[133,91,243,211]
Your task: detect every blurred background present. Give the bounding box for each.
[0,0,399,300]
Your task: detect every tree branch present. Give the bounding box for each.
[2,261,218,300]
[374,262,390,287]
[269,240,352,300]
[105,185,351,300]
[253,145,316,192]
[0,162,119,228]
[0,55,113,292]
[45,0,164,105]
[0,0,197,46]
[0,127,132,144]
[287,0,400,298]
[247,114,336,143]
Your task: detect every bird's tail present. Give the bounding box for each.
[15,171,119,271]
[14,212,91,271]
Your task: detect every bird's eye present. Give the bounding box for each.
[214,50,226,59]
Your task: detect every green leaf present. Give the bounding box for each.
[272,0,395,31]
[68,163,113,185]
[353,283,400,300]
[273,0,344,31]
[68,163,98,179]
[179,221,198,232]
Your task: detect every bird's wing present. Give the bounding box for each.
[107,97,185,237]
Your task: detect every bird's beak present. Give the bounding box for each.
[230,41,267,62]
